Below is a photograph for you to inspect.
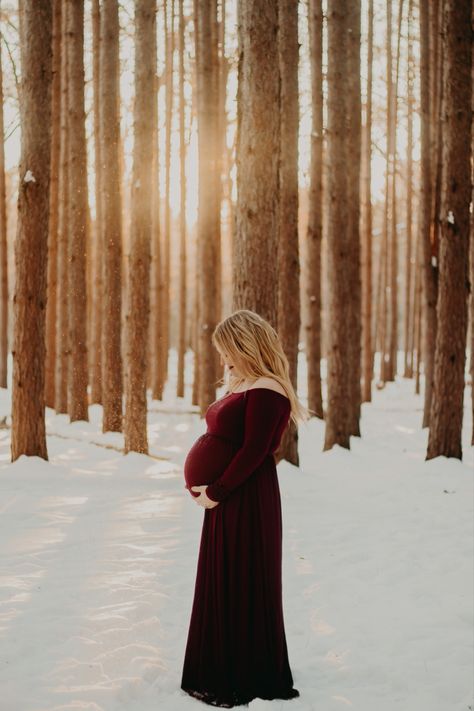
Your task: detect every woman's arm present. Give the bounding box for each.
[205,388,287,502]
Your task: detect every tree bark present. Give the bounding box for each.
[346,0,362,435]
[177,0,187,399]
[419,0,438,429]
[426,0,472,460]
[151,63,164,401]
[234,0,280,327]
[306,0,323,418]
[124,0,156,453]
[362,0,373,403]
[388,0,404,381]
[44,0,61,408]
[162,0,174,388]
[90,0,103,404]
[471,26,474,448]
[0,14,9,389]
[195,0,220,411]
[66,0,89,422]
[11,0,53,460]
[324,0,351,450]
[100,0,123,432]
[54,0,69,414]
[278,0,300,464]
[404,0,414,379]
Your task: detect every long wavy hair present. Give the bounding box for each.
[211,309,312,425]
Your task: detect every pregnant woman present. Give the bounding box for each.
[181,309,310,707]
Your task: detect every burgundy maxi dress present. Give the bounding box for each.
[181,387,300,707]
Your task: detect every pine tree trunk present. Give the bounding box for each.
[124,0,155,453]
[100,0,123,432]
[380,0,393,384]
[413,228,422,395]
[388,0,404,381]
[162,0,174,388]
[90,0,103,404]
[426,0,472,460]
[151,63,164,401]
[0,17,8,389]
[55,0,69,414]
[362,0,374,403]
[234,0,280,326]
[177,0,187,399]
[277,0,299,464]
[419,0,438,429]
[404,0,414,379]
[66,0,89,422]
[306,0,323,417]
[212,0,223,388]
[471,32,474,448]
[44,0,61,408]
[11,0,53,460]
[195,0,220,410]
[429,0,443,272]
[346,0,362,435]
[324,0,351,450]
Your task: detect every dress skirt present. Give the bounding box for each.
[181,453,299,707]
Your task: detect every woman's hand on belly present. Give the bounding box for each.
[190,485,220,509]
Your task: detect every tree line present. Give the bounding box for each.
[0,0,472,466]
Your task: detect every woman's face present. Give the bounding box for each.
[219,348,244,379]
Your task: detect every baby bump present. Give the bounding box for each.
[184,433,240,498]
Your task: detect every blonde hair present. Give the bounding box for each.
[211,309,311,426]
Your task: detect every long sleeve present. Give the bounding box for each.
[205,388,287,502]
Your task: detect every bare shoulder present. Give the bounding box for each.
[249,377,287,397]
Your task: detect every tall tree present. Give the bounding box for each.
[278,0,300,464]
[90,0,103,404]
[195,0,220,410]
[66,0,89,422]
[419,0,438,428]
[234,0,280,326]
[471,31,474,448]
[362,0,374,402]
[11,0,53,460]
[100,0,123,432]
[324,0,351,450]
[387,0,404,381]
[177,0,187,398]
[0,16,8,389]
[380,0,393,384]
[162,0,174,389]
[44,0,61,407]
[426,0,472,460]
[403,0,414,379]
[306,0,323,417]
[124,0,156,453]
[346,0,362,434]
[54,0,69,414]
[150,59,164,401]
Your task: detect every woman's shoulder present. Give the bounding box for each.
[247,377,288,398]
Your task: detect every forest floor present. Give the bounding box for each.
[0,351,472,711]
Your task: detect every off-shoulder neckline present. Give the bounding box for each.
[222,387,290,402]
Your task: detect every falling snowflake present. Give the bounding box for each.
[447,210,455,225]
[24,170,36,183]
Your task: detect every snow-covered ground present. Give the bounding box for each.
[0,350,472,711]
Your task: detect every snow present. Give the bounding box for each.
[447,211,455,225]
[0,350,472,711]
[23,170,36,183]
